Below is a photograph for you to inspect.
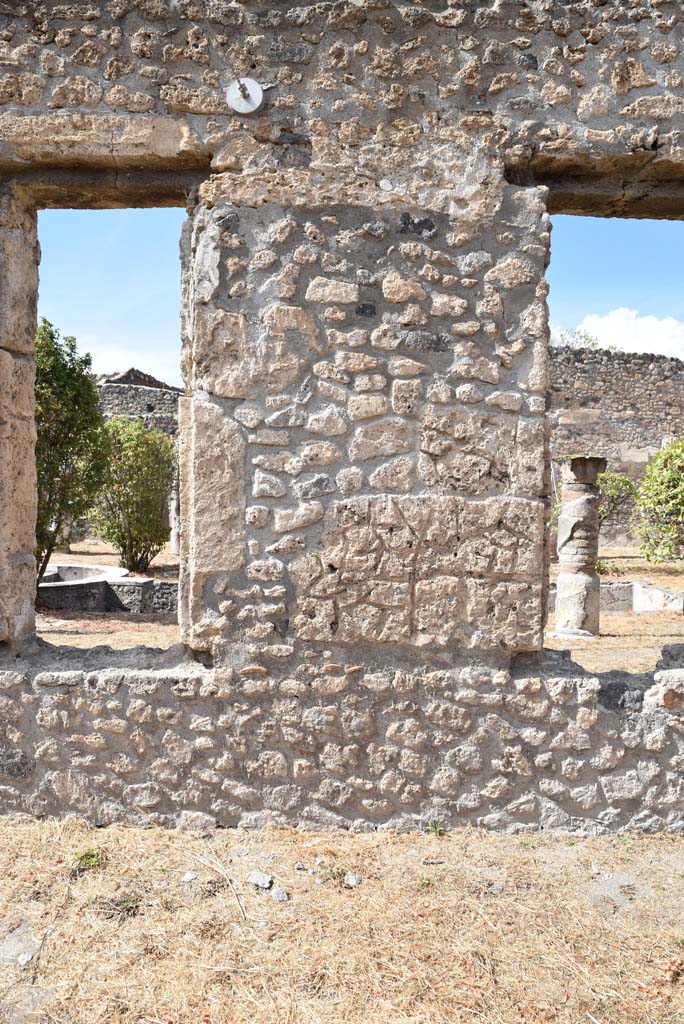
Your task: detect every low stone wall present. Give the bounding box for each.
[109,579,178,615]
[0,644,682,834]
[547,581,684,616]
[38,578,178,616]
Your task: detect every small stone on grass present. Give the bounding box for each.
[248,870,274,890]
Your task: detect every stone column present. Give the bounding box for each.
[0,188,39,647]
[555,456,607,636]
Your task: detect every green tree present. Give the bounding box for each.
[635,440,684,562]
[597,471,637,529]
[35,318,109,582]
[93,417,176,573]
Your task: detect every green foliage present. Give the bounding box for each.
[596,559,623,577]
[93,417,176,574]
[71,847,105,878]
[34,319,109,582]
[426,819,447,838]
[597,471,637,528]
[635,440,684,563]
[551,328,600,350]
[326,864,347,884]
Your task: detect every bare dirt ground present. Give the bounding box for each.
[35,609,179,650]
[545,546,684,673]
[599,553,684,594]
[38,539,180,648]
[0,819,683,1024]
[35,607,682,673]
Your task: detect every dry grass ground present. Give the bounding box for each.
[544,610,684,674]
[550,547,684,596]
[597,550,684,595]
[1,820,684,1024]
[35,609,179,650]
[34,606,684,674]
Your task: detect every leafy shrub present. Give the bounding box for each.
[35,319,109,581]
[93,417,176,573]
[596,559,623,577]
[635,440,684,563]
[597,471,637,528]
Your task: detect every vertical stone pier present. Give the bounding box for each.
[0,189,38,647]
[555,456,607,636]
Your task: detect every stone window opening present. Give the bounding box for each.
[540,192,684,672]
[1,172,201,655]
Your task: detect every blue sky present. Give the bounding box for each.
[548,215,684,359]
[37,209,684,386]
[38,208,187,387]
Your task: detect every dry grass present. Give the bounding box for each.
[1,820,684,1023]
[545,610,684,674]
[35,609,179,650]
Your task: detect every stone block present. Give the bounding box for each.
[419,405,545,496]
[291,495,543,652]
[178,397,245,647]
[0,213,38,356]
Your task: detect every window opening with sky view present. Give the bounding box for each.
[36,208,185,650]
[34,209,684,669]
[546,214,684,675]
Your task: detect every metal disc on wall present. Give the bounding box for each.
[225,78,264,116]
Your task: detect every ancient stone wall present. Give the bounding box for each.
[178,180,549,660]
[550,346,684,476]
[2,0,684,829]
[98,381,180,437]
[1,647,683,833]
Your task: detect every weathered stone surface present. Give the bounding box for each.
[349,419,411,462]
[0,114,208,168]
[178,398,245,649]
[3,0,683,832]
[419,406,545,497]
[0,645,679,834]
[382,272,427,303]
[305,277,359,304]
[291,495,543,650]
[0,193,37,645]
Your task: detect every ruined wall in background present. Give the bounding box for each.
[550,346,684,477]
[98,382,180,438]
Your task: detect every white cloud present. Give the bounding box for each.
[575,307,684,360]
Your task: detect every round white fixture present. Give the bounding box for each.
[226,78,264,116]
